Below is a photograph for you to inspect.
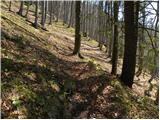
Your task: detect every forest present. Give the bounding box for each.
[1,0,159,119]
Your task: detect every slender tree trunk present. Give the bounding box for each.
[55,2,60,22]
[33,1,39,29]
[111,1,119,75]
[73,1,82,58]
[120,1,139,88]
[86,1,89,37]
[63,1,66,25]
[49,1,53,25]
[18,1,24,16]
[57,1,63,23]
[105,1,109,52]
[88,3,92,38]
[41,1,45,25]
[98,1,103,50]
[82,1,86,36]
[9,1,12,11]
[108,1,113,58]
[67,1,73,28]
[44,1,47,25]
[41,1,47,29]
[25,2,30,18]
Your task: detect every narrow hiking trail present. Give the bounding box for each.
[1,2,158,119]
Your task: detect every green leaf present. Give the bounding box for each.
[12,99,22,107]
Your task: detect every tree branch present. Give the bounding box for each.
[138,22,159,33]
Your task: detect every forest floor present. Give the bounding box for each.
[1,1,159,119]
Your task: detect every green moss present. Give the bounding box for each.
[110,79,159,118]
[67,27,75,33]
[1,58,15,72]
[85,39,98,46]
[15,83,37,102]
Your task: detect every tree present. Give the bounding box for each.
[49,1,53,25]
[33,1,39,29]
[73,1,83,58]
[98,1,103,50]
[108,1,113,58]
[18,1,24,16]
[41,1,45,28]
[63,1,67,25]
[9,1,12,11]
[104,1,109,52]
[44,1,48,24]
[67,1,73,28]
[82,1,86,36]
[111,1,119,75]
[25,2,31,18]
[120,1,139,88]
[55,1,60,22]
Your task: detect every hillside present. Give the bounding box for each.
[1,1,159,119]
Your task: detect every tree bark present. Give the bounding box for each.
[67,1,73,28]
[9,1,12,11]
[49,1,53,25]
[108,1,113,58]
[25,2,30,18]
[18,1,24,16]
[73,1,82,58]
[41,1,47,29]
[55,1,60,22]
[111,1,119,75]
[82,1,86,36]
[33,1,39,29]
[98,1,103,50]
[120,1,139,88]
[44,1,47,25]
[41,1,45,25]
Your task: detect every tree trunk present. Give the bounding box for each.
[73,1,82,58]
[108,1,113,58]
[44,1,47,25]
[25,2,30,18]
[18,1,24,16]
[55,1,60,22]
[67,1,73,28]
[41,1,47,29]
[111,1,119,75]
[9,1,12,11]
[82,1,86,36]
[49,1,53,25]
[41,1,45,25]
[120,1,139,88]
[33,1,39,29]
[105,1,109,52]
[98,1,103,50]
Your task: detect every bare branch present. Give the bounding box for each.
[138,22,159,33]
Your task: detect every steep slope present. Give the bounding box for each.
[1,2,158,119]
